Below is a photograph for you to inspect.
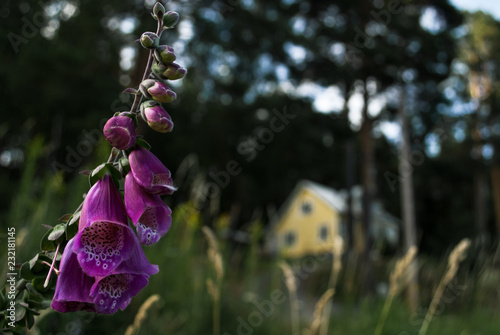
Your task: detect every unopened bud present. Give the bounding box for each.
[152,62,187,80]
[140,100,174,133]
[154,45,176,64]
[140,32,159,49]
[103,114,136,150]
[153,2,166,20]
[163,11,179,28]
[139,79,177,103]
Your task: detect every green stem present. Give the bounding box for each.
[374,294,394,335]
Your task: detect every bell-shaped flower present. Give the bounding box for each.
[52,234,158,314]
[129,146,176,195]
[74,175,136,277]
[103,114,136,150]
[140,100,173,133]
[51,237,97,313]
[124,172,172,245]
[89,231,158,314]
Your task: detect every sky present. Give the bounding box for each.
[450,0,500,19]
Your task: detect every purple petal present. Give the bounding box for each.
[73,220,136,277]
[89,232,158,314]
[112,228,159,276]
[125,173,172,245]
[51,238,97,313]
[90,273,149,314]
[103,116,136,150]
[129,147,177,195]
[78,175,128,232]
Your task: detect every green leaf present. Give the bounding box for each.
[66,221,78,240]
[21,290,29,303]
[20,262,35,281]
[31,278,50,293]
[68,211,81,226]
[89,163,122,187]
[28,254,51,274]
[26,310,35,329]
[48,224,65,241]
[58,213,73,222]
[28,254,39,270]
[0,289,5,309]
[14,304,26,322]
[89,163,106,185]
[40,229,55,251]
[135,138,152,150]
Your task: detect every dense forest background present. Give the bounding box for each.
[2,0,500,334]
[2,0,499,253]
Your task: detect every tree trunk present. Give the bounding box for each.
[398,86,419,312]
[360,81,375,294]
[490,166,500,240]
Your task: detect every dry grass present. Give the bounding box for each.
[124,294,161,335]
[418,238,471,335]
[319,235,344,335]
[279,261,300,335]
[303,288,335,335]
[374,246,418,335]
[202,226,224,335]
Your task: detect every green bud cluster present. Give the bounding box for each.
[133,2,187,133]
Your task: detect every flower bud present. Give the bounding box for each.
[152,62,187,80]
[140,32,159,49]
[140,100,173,133]
[103,115,136,150]
[154,45,176,64]
[163,11,179,28]
[153,2,166,20]
[139,79,177,103]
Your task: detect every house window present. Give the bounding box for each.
[301,201,312,214]
[284,231,296,247]
[319,225,328,241]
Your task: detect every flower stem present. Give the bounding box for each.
[129,18,164,115]
[44,242,61,288]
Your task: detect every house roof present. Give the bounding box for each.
[270,180,345,231]
[270,180,399,231]
[305,180,346,212]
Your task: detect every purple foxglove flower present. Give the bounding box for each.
[103,115,136,150]
[139,79,176,104]
[129,146,177,195]
[89,231,158,314]
[52,235,158,314]
[154,45,176,64]
[152,62,187,81]
[74,175,136,277]
[140,100,174,133]
[125,172,172,245]
[51,238,97,313]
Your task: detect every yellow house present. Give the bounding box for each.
[267,180,346,258]
[267,180,399,258]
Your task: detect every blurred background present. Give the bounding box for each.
[1,0,500,334]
